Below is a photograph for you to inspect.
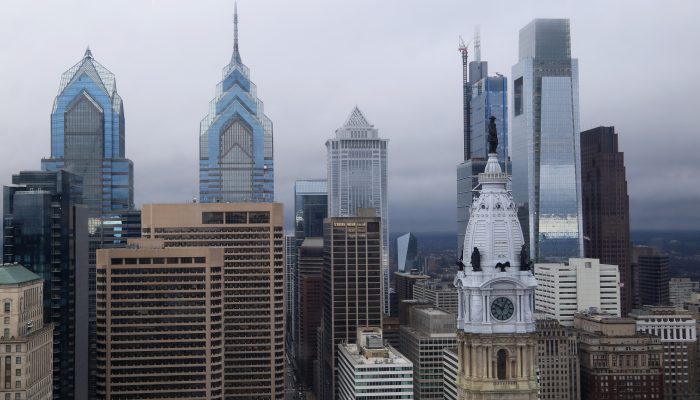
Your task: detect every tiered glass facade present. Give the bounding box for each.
[511,19,583,262]
[326,107,389,314]
[199,9,273,203]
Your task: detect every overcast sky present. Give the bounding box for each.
[1,0,698,233]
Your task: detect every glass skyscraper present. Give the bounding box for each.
[396,232,418,273]
[456,36,508,249]
[511,19,583,262]
[3,170,89,400]
[40,48,139,398]
[199,5,273,203]
[294,179,328,245]
[326,107,389,314]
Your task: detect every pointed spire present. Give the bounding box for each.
[232,2,242,64]
[84,46,93,59]
[343,106,372,127]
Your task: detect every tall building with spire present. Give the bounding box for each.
[199,4,274,203]
[40,48,138,399]
[326,107,390,314]
[457,28,508,249]
[511,19,583,262]
[454,148,538,399]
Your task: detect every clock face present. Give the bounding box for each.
[491,297,514,321]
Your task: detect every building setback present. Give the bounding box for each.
[394,270,429,307]
[0,264,53,400]
[3,171,89,400]
[535,318,580,400]
[399,307,457,399]
[574,313,664,400]
[534,258,620,326]
[630,306,698,399]
[199,6,273,203]
[511,18,583,262]
[140,203,285,399]
[337,328,413,400]
[581,126,632,315]
[95,241,225,399]
[318,213,383,400]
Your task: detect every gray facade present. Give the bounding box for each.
[511,19,583,262]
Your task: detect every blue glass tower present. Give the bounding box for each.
[199,5,274,203]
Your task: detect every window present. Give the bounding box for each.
[497,349,508,380]
[226,212,247,224]
[3,317,8,324]
[514,77,523,116]
[3,302,9,313]
[202,212,224,224]
[249,212,270,224]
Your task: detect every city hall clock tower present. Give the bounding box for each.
[453,147,539,400]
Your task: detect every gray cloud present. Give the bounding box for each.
[1,0,698,234]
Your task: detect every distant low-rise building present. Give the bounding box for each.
[0,264,53,400]
[669,277,699,307]
[337,328,413,399]
[412,279,458,316]
[535,258,620,326]
[629,306,698,399]
[574,312,663,400]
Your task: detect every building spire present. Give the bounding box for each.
[232,2,242,64]
[84,46,93,59]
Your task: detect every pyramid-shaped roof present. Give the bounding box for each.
[343,106,373,128]
[57,48,117,98]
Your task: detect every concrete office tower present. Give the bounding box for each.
[3,171,89,400]
[298,238,323,389]
[397,232,418,273]
[95,241,225,399]
[394,270,429,306]
[511,19,583,262]
[442,348,458,400]
[140,203,285,399]
[337,328,413,400]
[632,245,670,307]
[400,307,457,399]
[453,152,539,399]
[413,279,458,316]
[199,5,273,203]
[0,264,53,400]
[669,277,699,307]
[318,213,383,399]
[456,29,509,248]
[326,107,390,315]
[535,318,580,400]
[534,258,620,326]
[630,306,698,399]
[574,312,664,400]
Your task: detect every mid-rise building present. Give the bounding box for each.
[326,107,390,315]
[400,307,457,399]
[511,19,583,262]
[318,213,383,399]
[141,203,285,399]
[629,306,698,399]
[95,240,225,399]
[199,5,273,203]
[669,277,700,307]
[394,270,429,306]
[581,126,632,315]
[397,232,419,273]
[574,312,664,400]
[633,246,670,307]
[412,279,458,316]
[298,238,323,389]
[534,258,620,326]
[3,171,89,400]
[442,348,458,400]
[535,318,580,400]
[0,264,53,400]
[337,328,413,400]
[454,151,539,399]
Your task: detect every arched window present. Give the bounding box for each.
[497,349,508,380]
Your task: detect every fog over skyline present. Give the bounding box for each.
[1,0,698,233]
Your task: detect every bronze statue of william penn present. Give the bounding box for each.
[488,116,498,154]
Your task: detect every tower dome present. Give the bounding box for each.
[461,154,524,268]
